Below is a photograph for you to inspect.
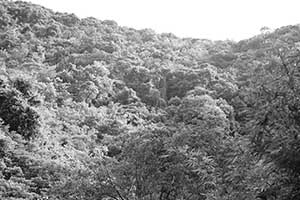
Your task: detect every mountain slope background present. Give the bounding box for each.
[0,1,300,200]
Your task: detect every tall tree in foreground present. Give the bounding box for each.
[243,31,300,200]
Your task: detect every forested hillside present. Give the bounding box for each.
[0,1,300,200]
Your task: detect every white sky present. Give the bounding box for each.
[22,0,300,41]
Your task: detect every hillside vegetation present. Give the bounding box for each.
[0,1,300,200]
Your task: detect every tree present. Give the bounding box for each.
[0,84,39,140]
[239,29,300,199]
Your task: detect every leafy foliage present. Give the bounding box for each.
[0,1,300,199]
[0,83,39,140]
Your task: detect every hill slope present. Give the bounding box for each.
[0,1,300,200]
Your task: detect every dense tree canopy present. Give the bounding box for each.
[0,1,300,200]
